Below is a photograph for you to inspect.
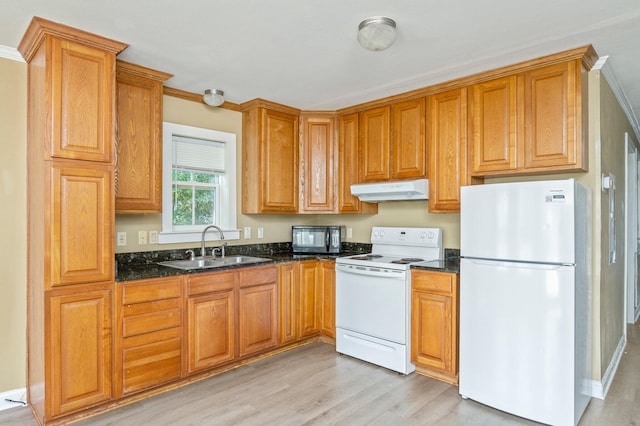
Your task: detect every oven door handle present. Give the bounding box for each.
[335,264,406,279]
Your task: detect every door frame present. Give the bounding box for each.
[624,131,640,324]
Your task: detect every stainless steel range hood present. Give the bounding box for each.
[350,179,429,202]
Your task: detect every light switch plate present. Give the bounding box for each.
[149,230,158,244]
[347,228,353,238]
[244,227,251,239]
[138,230,148,245]
[257,227,264,239]
[117,232,126,246]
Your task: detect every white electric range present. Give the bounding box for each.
[335,226,443,374]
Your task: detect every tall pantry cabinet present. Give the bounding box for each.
[18,17,127,424]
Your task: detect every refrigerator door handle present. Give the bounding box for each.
[463,258,571,271]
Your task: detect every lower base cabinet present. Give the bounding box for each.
[115,276,184,397]
[238,267,279,357]
[411,270,459,384]
[187,271,236,373]
[318,260,336,338]
[47,283,113,417]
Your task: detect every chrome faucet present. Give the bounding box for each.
[201,225,226,258]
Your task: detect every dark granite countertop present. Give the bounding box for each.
[410,257,460,274]
[115,243,459,282]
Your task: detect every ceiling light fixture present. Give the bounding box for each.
[357,16,397,51]
[203,89,225,107]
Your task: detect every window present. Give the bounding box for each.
[159,122,239,243]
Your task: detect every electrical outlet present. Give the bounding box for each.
[257,227,264,239]
[244,226,251,239]
[138,230,148,245]
[347,228,353,238]
[117,232,127,246]
[149,230,158,244]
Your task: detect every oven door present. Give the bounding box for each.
[335,263,407,344]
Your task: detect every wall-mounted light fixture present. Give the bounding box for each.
[203,89,225,107]
[357,16,397,51]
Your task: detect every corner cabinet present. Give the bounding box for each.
[242,100,300,213]
[18,17,127,423]
[115,60,172,213]
[411,270,459,384]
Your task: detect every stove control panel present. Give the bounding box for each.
[370,226,442,247]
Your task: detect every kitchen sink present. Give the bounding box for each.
[157,255,271,270]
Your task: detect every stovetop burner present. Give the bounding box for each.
[350,254,384,260]
[390,257,424,264]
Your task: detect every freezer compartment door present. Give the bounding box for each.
[459,258,580,426]
[461,179,577,264]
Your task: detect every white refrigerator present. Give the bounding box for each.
[459,179,592,426]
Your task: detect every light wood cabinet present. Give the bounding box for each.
[115,276,184,397]
[238,266,279,357]
[337,113,378,214]
[427,88,473,212]
[47,284,113,417]
[19,17,127,423]
[391,98,427,179]
[242,101,300,213]
[298,260,320,337]
[523,60,585,171]
[187,272,235,373]
[299,114,336,212]
[470,61,587,177]
[278,263,298,344]
[470,76,519,174]
[41,36,118,162]
[115,60,172,213]
[411,270,459,384]
[48,162,114,287]
[359,106,391,182]
[318,260,336,338]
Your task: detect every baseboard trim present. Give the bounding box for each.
[0,388,27,411]
[590,334,626,399]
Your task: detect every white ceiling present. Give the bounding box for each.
[2,0,640,120]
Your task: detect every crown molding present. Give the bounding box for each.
[595,56,640,143]
[0,45,25,62]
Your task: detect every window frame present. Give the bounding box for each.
[159,121,239,244]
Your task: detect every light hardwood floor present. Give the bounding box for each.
[3,323,640,425]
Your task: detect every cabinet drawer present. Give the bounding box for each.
[188,271,235,295]
[412,271,453,294]
[122,336,182,394]
[121,277,182,305]
[239,266,278,287]
[123,307,181,337]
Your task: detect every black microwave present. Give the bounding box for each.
[292,226,343,254]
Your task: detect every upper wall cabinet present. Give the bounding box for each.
[242,100,300,214]
[359,106,391,182]
[427,88,480,213]
[391,98,427,179]
[470,57,591,177]
[469,75,519,174]
[115,60,172,213]
[22,26,121,163]
[357,99,426,183]
[337,113,378,214]
[299,114,336,213]
[523,60,585,172]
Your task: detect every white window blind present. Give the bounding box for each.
[173,135,225,173]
